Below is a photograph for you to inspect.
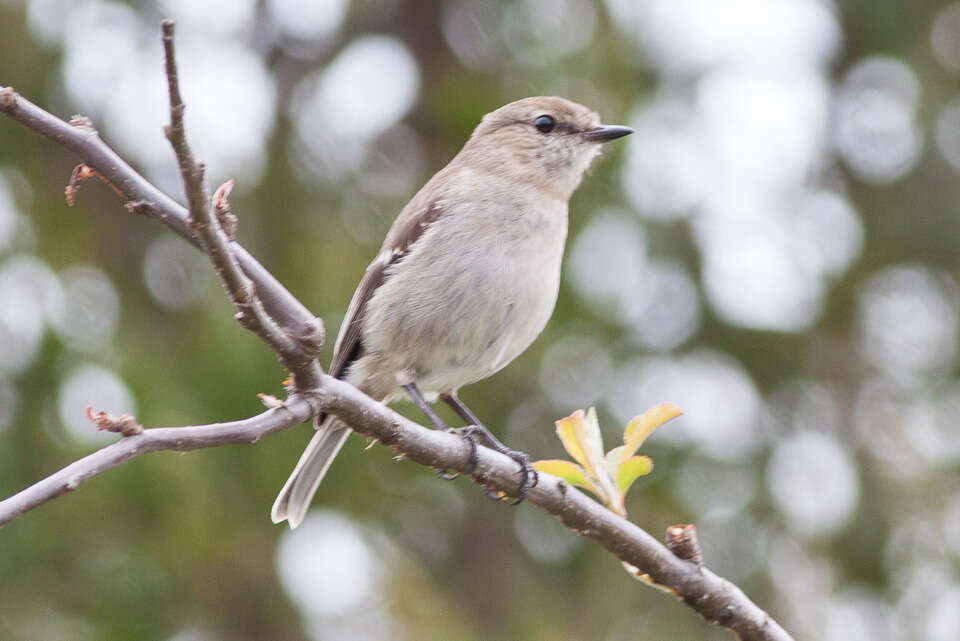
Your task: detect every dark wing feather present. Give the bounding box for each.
[328,200,446,382]
[328,262,385,379]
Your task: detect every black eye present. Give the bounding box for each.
[533,115,555,133]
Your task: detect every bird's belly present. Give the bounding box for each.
[357,243,562,398]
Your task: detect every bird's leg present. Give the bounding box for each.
[402,382,448,430]
[402,383,477,480]
[440,392,538,504]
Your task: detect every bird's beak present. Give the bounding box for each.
[582,125,634,142]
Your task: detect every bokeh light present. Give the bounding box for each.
[50,265,120,353]
[142,235,214,310]
[0,256,61,374]
[441,0,504,72]
[289,36,420,184]
[767,431,859,539]
[834,56,923,184]
[856,264,959,386]
[565,209,646,310]
[538,333,613,409]
[501,0,596,67]
[275,510,403,641]
[610,350,763,460]
[57,364,136,444]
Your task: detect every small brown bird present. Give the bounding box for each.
[272,96,632,528]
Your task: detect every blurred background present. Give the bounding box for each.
[0,0,958,640]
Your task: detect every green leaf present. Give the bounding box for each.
[533,459,602,497]
[623,403,682,458]
[616,455,654,494]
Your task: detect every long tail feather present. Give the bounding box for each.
[271,417,352,528]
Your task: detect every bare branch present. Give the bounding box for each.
[159,20,317,382]
[0,395,315,527]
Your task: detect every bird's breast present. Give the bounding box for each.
[358,198,568,395]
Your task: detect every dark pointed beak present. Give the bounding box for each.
[582,125,634,142]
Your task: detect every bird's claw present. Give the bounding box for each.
[434,423,537,504]
[504,448,538,504]
[434,426,479,480]
[470,435,537,504]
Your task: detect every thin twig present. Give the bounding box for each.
[0,396,315,527]
[159,20,314,377]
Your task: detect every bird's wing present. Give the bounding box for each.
[329,199,446,380]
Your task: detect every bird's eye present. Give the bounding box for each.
[533,115,555,133]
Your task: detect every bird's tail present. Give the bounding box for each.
[271,415,352,528]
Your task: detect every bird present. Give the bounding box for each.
[272,96,632,528]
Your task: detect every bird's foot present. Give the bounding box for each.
[459,425,538,504]
[434,426,480,480]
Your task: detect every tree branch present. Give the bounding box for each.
[0,376,792,641]
[0,21,795,640]
[159,20,319,384]
[0,85,325,376]
[0,396,316,527]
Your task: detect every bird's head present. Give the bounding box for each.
[461,96,632,199]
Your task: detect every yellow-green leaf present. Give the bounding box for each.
[555,410,595,476]
[616,455,654,493]
[579,407,607,473]
[623,403,683,457]
[605,445,627,477]
[533,459,601,497]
